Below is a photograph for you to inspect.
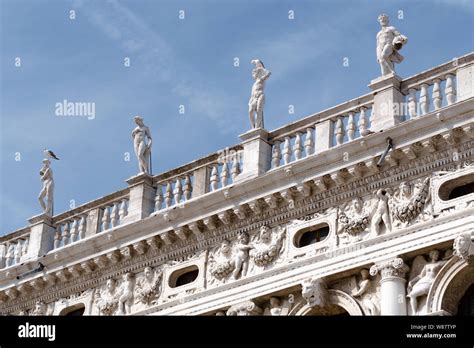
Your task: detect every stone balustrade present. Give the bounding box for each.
[269,100,374,169]
[0,232,30,269]
[98,198,129,232]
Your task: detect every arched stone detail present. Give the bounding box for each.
[427,256,474,315]
[291,289,363,316]
[58,302,86,316]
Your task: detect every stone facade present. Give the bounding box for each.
[0,52,473,317]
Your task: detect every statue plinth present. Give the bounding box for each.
[239,127,269,143]
[236,127,271,182]
[28,213,53,226]
[126,172,154,187]
[369,73,402,92]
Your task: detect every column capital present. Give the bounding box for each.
[370,257,409,281]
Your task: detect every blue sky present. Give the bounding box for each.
[1,0,473,235]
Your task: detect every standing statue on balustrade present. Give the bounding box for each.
[131,116,153,174]
[376,14,408,76]
[38,158,54,215]
[248,59,271,129]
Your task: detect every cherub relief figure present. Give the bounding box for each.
[390,178,431,228]
[407,250,448,314]
[337,197,370,245]
[233,232,253,279]
[370,189,392,235]
[135,267,163,305]
[118,273,135,315]
[250,225,286,267]
[95,279,120,316]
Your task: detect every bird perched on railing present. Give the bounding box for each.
[43,148,60,160]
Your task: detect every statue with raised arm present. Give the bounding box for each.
[38,159,54,215]
[376,14,407,76]
[248,59,271,129]
[131,116,152,174]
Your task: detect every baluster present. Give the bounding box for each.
[173,178,183,203]
[231,155,241,180]
[101,207,111,231]
[210,165,219,191]
[54,229,61,249]
[432,78,442,110]
[14,241,21,264]
[419,83,430,115]
[293,132,303,160]
[221,162,229,187]
[408,88,417,118]
[347,112,356,141]
[304,128,314,156]
[119,199,128,220]
[335,117,344,145]
[78,215,86,240]
[272,141,282,168]
[154,186,163,211]
[62,222,70,245]
[183,175,192,200]
[282,136,292,164]
[110,202,119,228]
[359,107,368,136]
[165,182,173,208]
[445,74,456,105]
[70,219,78,242]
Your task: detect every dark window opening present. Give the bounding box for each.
[170,266,199,288]
[66,306,85,316]
[59,304,85,316]
[294,224,330,248]
[457,284,474,316]
[439,173,474,201]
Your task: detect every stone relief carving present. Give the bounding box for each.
[226,300,262,316]
[407,250,449,315]
[351,269,380,316]
[94,278,120,316]
[118,273,135,315]
[453,233,472,262]
[370,189,392,235]
[262,295,293,316]
[250,226,286,268]
[208,226,287,284]
[390,178,431,228]
[31,300,47,316]
[301,277,328,308]
[135,266,163,305]
[376,13,407,76]
[337,198,370,245]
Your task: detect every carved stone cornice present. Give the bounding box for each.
[370,257,409,281]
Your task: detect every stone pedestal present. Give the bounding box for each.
[125,173,156,222]
[370,257,409,315]
[369,74,404,133]
[314,120,332,153]
[457,62,474,102]
[236,128,272,181]
[26,213,55,258]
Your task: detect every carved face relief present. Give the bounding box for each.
[429,250,440,262]
[106,279,115,292]
[220,240,231,255]
[144,267,153,281]
[259,226,272,244]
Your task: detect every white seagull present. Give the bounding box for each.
[43,148,60,160]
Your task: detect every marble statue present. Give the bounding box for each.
[390,178,431,227]
[407,250,447,314]
[118,273,135,315]
[351,269,380,315]
[453,233,472,262]
[248,59,271,129]
[301,277,328,308]
[233,232,253,279]
[338,197,370,244]
[38,159,54,215]
[135,267,163,305]
[209,240,235,280]
[376,14,407,76]
[131,116,152,174]
[250,225,285,267]
[371,189,392,235]
[95,279,120,316]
